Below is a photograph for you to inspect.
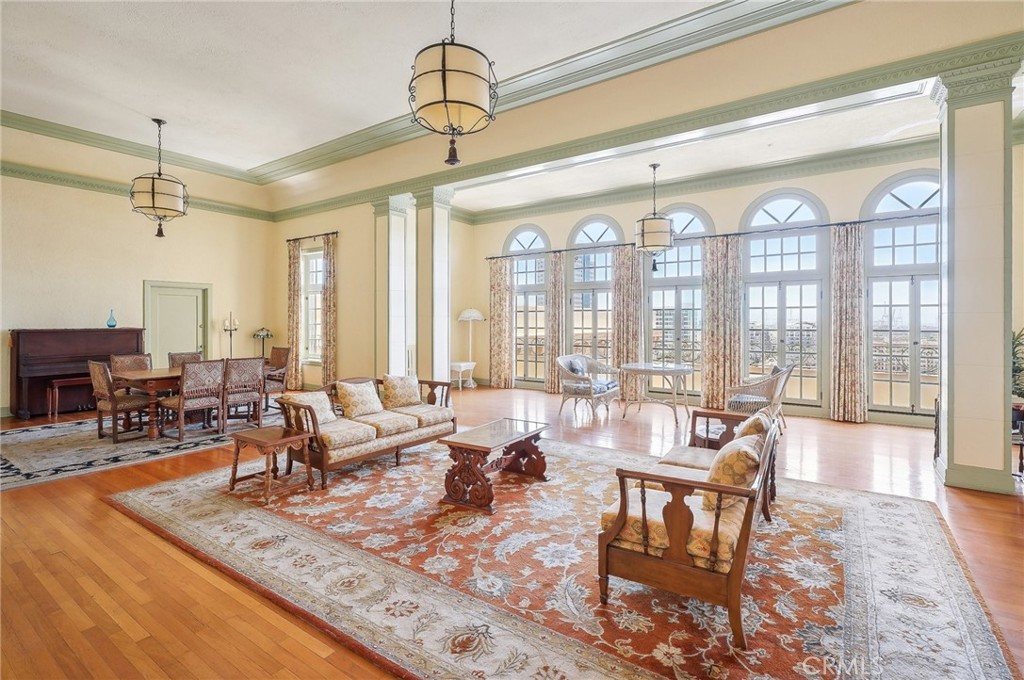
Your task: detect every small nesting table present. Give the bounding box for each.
[229,426,314,504]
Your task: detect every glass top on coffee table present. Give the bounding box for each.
[439,418,548,453]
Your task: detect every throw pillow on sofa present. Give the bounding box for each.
[702,434,761,511]
[735,409,773,438]
[281,390,337,425]
[382,374,421,409]
[336,381,384,417]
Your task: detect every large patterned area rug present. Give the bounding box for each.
[108,440,1019,680]
[2,415,278,490]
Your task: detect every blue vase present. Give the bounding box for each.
[106,309,117,328]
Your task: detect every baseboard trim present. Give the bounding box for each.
[942,463,1016,494]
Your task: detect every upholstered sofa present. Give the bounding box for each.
[277,376,455,489]
[598,409,779,649]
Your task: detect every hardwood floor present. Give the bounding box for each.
[3,388,1022,678]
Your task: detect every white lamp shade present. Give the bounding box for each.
[130,173,188,220]
[458,308,485,322]
[411,42,494,136]
[635,215,672,252]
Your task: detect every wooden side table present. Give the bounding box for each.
[229,426,314,504]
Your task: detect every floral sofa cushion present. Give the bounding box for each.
[703,434,761,510]
[352,410,418,438]
[336,381,384,417]
[390,403,456,428]
[318,418,377,449]
[659,445,717,470]
[281,390,337,424]
[600,488,746,574]
[381,374,422,409]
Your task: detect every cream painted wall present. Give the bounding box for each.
[1013,145,1023,331]
[457,159,944,381]
[0,177,274,411]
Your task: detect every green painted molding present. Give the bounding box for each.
[0,111,257,184]
[0,161,274,222]
[0,407,11,418]
[943,462,1017,495]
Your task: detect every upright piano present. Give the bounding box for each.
[9,328,145,419]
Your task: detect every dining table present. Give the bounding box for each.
[110,366,182,440]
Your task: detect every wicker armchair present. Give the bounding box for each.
[88,361,149,443]
[725,364,795,424]
[555,354,620,417]
[264,346,290,410]
[158,359,226,441]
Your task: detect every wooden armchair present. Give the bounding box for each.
[598,422,780,649]
[264,346,290,410]
[555,353,620,417]
[168,351,203,368]
[224,357,265,429]
[110,352,152,394]
[88,360,149,443]
[726,363,795,425]
[158,359,226,441]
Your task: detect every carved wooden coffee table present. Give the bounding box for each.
[439,418,549,514]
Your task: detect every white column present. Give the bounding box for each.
[373,195,415,377]
[413,187,453,381]
[933,57,1022,494]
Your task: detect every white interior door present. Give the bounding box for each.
[145,283,208,367]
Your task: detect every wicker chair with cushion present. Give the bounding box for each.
[224,357,265,429]
[158,359,226,441]
[725,363,795,426]
[264,346,290,410]
[555,353,620,417]
[168,351,203,368]
[88,360,149,443]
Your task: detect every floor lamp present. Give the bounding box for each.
[457,308,485,388]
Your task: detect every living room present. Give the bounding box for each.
[2,2,1022,678]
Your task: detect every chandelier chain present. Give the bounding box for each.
[156,120,163,176]
[650,162,660,213]
[449,0,456,42]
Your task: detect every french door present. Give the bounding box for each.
[649,286,703,392]
[571,290,612,364]
[746,281,821,403]
[868,275,939,414]
[514,291,545,382]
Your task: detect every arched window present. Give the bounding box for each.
[862,171,941,415]
[504,226,549,383]
[647,204,713,394]
[568,216,622,363]
[741,190,828,405]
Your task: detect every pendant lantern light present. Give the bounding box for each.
[129,118,188,237]
[635,163,672,270]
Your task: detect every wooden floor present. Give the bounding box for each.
[2,388,1021,679]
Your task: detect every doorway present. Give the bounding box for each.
[143,281,210,367]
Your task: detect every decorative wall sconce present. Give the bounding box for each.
[224,312,239,358]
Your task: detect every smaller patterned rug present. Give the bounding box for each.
[1,415,278,490]
[108,440,1020,680]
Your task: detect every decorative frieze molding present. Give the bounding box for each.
[412,186,456,208]
[933,56,1023,110]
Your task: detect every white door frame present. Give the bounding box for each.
[143,280,211,361]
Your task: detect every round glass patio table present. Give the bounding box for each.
[619,362,694,427]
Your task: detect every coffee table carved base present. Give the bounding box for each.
[442,434,547,514]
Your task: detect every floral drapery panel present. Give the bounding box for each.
[489,258,514,389]
[320,233,338,387]
[612,244,644,401]
[286,240,303,390]
[830,223,867,422]
[701,234,743,409]
[544,251,565,394]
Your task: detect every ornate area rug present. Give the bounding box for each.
[108,440,1019,680]
[1,415,279,490]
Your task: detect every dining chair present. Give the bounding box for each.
[158,359,226,441]
[263,346,290,410]
[168,351,204,368]
[224,357,264,429]
[88,360,149,443]
[110,352,153,394]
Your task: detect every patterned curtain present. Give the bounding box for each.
[544,252,565,394]
[320,233,338,387]
[701,234,743,409]
[286,240,303,390]
[612,244,644,401]
[830,223,867,422]
[488,258,514,389]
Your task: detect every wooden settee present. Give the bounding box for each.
[598,412,780,649]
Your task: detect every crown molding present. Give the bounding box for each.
[459,137,941,225]
[0,161,274,222]
[0,111,258,184]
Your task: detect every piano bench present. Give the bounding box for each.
[47,376,94,418]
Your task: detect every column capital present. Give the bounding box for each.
[412,186,455,208]
[372,194,415,217]
[933,56,1022,110]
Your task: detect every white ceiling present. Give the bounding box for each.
[5,2,1013,215]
